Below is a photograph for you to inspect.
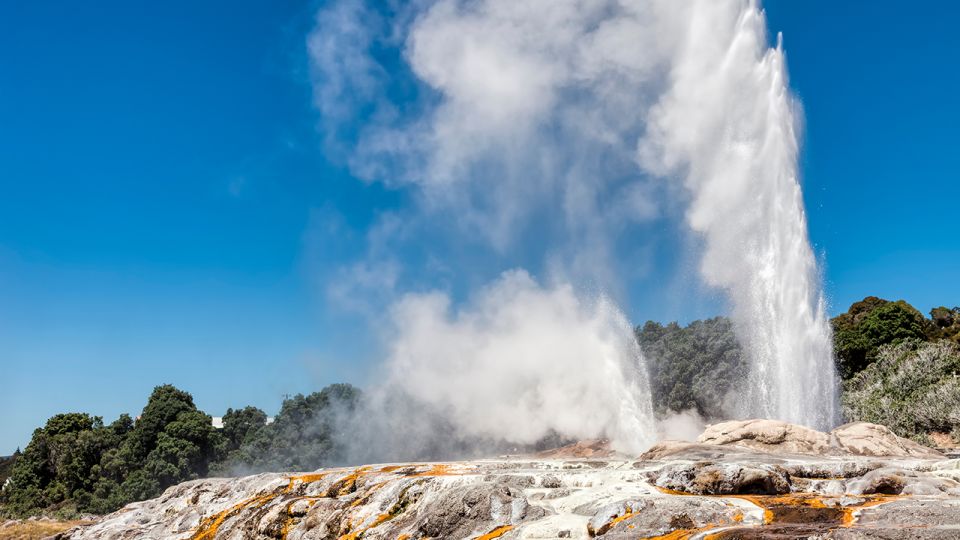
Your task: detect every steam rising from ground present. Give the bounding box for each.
[309,0,840,459]
[376,271,655,455]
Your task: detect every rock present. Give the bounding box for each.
[831,498,960,539]
[846,467,960,496]
[782,460,883,479]
[596,497,741,539]
[650,461,792,495]
[586,499,648,536]
[414,483,535,539]
[831,422,945,459]
[698,419,834,455]
[696,419,945,459]
[639,440,761,461]
[536,438,619,459]
[540,474,562,488]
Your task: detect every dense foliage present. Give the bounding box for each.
[842,340,960,444]
[213,383,360,474]
[0,383,358,518]
[831,297,937,378]
[636,317,746,419]
[819,297,959,444]
[0,452,17,487]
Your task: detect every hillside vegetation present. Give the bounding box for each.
[842,340,960,444]
[639,297,960,445]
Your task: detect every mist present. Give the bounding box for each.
[340,271,655,462]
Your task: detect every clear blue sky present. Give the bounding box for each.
[1,0,957,454]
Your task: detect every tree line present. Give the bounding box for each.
[0,384,358,518]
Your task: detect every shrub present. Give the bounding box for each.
[842,340,960,443]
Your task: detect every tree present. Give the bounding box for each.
[636,317,745,419]
[118,386,224,501]
[2,384,227,517]
[122,385,199,464]
[832,297,931,378]
[221,406,268,451]
[226,384,360,472]
[2,413,109,515]
[931,306,960,344]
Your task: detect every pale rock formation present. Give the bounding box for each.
[699,419,833,454]
[831,422,945,459]
[698,419,945,459]
[57,421,960,540]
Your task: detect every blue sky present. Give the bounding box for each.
[1,0,958,454]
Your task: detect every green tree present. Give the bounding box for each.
[227,384,360,472]
[2,413,108,515]
[118,386,224,501]
[2,384,228,517]
[221,406,268,451]
[931,306,960,344]
[122,385,198,464]
[636,317,745,419]
[832,297,931,378]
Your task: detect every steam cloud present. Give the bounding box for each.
[308,0,839,459]
[383,271,654,453]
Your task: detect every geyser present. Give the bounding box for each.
[638,1,840,428]
[309,0,840,452]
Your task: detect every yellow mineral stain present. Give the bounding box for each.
[643,529,695,540]
[643,522,722,540]
[191,492,277,540]
[279,500,298,539]
[338,512,395,540]
[654,488,905,539]
[411,463,467,477]
[476,525,514,540]
[326,467,371,497]
[286,472,328,491]
[607,507,640,529]
[840,494,900,526]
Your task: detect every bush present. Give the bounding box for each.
[842,340,960,443]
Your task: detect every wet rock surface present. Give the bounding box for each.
[58,421,960,540]
[649,462,791,496]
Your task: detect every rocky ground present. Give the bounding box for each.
[56,421,960,539]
